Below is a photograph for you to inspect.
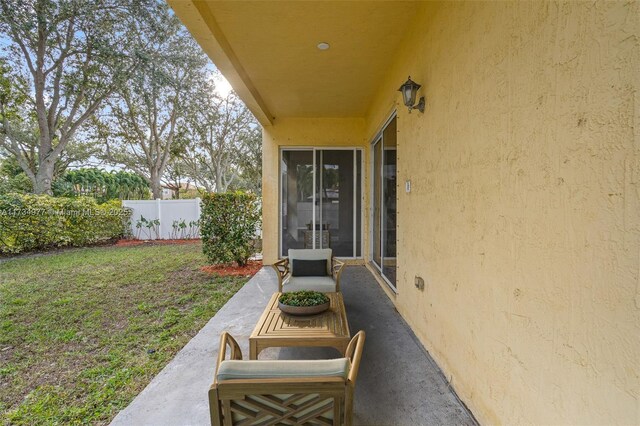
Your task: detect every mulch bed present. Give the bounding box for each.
[200,260,262,277]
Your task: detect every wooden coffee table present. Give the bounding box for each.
[249,292,350,360]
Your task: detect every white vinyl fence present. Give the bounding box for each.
[122,198,201,240]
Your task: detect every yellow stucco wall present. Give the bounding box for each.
[261,118,366,264]
[363,1,639,424]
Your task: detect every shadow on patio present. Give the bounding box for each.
[111,266,477,425]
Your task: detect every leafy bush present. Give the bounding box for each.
[0,194,132,254]
[0,157,33,195]
[0,172,33,195]
[278,291,329,307]
[200,191,261,266]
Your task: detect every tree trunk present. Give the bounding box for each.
[150,172,162,199]
[34,159,55,195]
[215,169,223,193]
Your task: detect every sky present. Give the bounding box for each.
[213,73,233,98]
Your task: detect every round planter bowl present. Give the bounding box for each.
[278,301,330,316]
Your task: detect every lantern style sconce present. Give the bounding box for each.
[398,76,425,113]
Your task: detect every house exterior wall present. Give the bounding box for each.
[363,1,639,424]
[256,1,638,423]
[261,117,366,264]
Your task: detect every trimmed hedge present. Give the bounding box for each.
[200,191,261,266]
[0,194,132,255]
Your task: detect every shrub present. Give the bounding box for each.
[0,194,132,255]
[200,191,261,266]
[134,215,160,240]
[0,173,33,195]
[278,291,329,307]
[52,168,150,202]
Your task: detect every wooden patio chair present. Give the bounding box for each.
[209,330,366,426]
[272,248,346,293]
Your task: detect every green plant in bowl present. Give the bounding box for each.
[278,291,330,315]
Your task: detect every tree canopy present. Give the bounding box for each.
[0,0,171,194]
[178,87,262,195]
[0,0,262,199]
[100,17,208,199]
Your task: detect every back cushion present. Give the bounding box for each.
[288,249,332,275]
[292,259,327,276]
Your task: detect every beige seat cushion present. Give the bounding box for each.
[217,358,349,381]
[282,276,337,293]
[288,248,332,275]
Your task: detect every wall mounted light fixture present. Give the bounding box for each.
[398,76,425,113]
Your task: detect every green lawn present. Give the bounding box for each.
[0,242,247,425]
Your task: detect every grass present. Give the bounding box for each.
[0,242,248,425]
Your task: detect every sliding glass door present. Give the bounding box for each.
[372,116,397,288]
[280,149,362,258]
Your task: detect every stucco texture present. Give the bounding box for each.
[256,1,639,423]
[362,1,639,424]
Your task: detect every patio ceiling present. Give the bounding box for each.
[168,1,424,125]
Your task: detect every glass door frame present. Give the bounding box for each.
[279,146,364,259]
[370,112,398,292]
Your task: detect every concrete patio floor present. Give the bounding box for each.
[111,266,477,426]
